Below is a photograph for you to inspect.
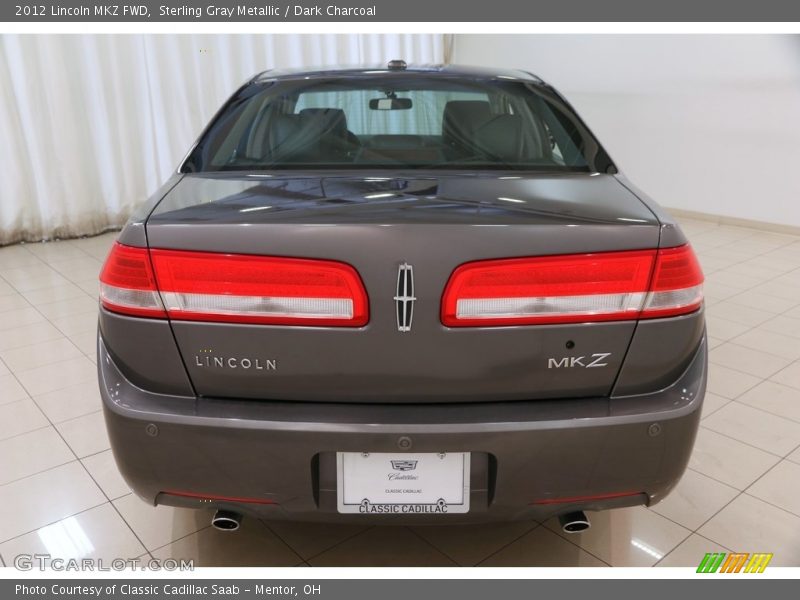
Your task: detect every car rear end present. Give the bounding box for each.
[97,66,706,524]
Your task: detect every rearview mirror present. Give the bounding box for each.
[369,97,412,110]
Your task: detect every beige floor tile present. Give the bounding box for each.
[0,374,28,406]
[543,507,690,567]
[731,328,800,361]
[770,360,800,391]
[0,462,105,542]
[787,446,800,465]
[0,278,15,297]
[76,279,100,298]
[698,494,800,566]
[650,469,738,531]
[710,343,791,379]
[655,534,731,568]
[727,291,799,315]
[479,525,606,567]
[689,428,780,490]
[0,427,74,486]
[81,450,130,500]
[69,331,97,356]
[0,307,46,332]
[112,495,212,552]
[0,503,144,564]
[1,268,70,293]
[15,355,97,396]
[265,521,369,561]
[0,321,65,353]
[702,402,800,456]
[705,316,750,341]
[26,242,90,262]
[705,271,762,291]
[34,380,102,424]
[0,249,41,272]
[22,283,89,307]
[50,311,98,337]
[152,519,301,567]
[309,526,456,566]
[706,363,761,399]
[709,302,774,328]
[0,294,30,314]
[701,392,729,420]
[737,380,800,424]
[0,361,8,377]
[703,281,743,303]
[750,280,800,302]
[36,296,99,322]
[706,336,724,350]
[0,398,49,441]
[759,315,800,340]
[412,520,538,566]
[0,337,83,373]
[56,411,110,458]
[747,461,800,518]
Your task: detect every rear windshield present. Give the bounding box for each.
[183,75,612,173]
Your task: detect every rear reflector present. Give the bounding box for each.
[99,243,167,318]
[530,490,642,505]
[99,243,369,326]
[441,245,703,326]
[162,490,277,505]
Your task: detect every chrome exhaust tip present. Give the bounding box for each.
[211,510,242,532]
[559,511,590,533]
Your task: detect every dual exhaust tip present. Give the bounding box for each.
[211,510,242,532]
[558,510,591,534]
[212,508,589,534]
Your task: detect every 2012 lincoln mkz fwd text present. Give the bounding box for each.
[98,62,706,531]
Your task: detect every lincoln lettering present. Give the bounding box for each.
[194,355,277,370]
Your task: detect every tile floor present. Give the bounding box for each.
[1,219,800,568]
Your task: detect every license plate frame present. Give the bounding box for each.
[336,452,470,515]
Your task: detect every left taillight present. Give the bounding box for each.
[99,243,167,318]
[99,243,369,326]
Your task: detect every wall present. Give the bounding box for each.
[453,35,800,228]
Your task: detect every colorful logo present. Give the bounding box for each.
[697,552,773,573]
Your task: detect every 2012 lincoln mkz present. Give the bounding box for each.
[98,62,706,531]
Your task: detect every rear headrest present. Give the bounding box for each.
[442,100,491,151]
[474,114,523,162]
[298,108,348,138]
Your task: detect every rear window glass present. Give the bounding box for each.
[184,75,611,173]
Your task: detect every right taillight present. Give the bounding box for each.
[99,242,369,327]
[640,244,704,319]
[441,244,703,327]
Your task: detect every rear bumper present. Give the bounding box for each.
[99,334,706,524]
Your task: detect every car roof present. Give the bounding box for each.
[251,63,543,84]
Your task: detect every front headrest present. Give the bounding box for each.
[298,108,348,137]
[442,100,492,151]
[474,114,523,162]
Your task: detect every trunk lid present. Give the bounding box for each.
[146,172,660,402]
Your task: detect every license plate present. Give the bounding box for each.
[336,452,470,514]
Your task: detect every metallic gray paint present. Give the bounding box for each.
[99,69,707,522]
[99,332,706,523]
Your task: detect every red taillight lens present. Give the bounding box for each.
[640,244,704,319]
[149,249,368,326]
[441,245,703,327]
[99,243,167,318]
[99,243,369,326]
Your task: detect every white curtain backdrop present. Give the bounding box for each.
[0,34,448,245]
